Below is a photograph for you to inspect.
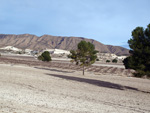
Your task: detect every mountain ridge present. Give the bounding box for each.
[0,34,129,55]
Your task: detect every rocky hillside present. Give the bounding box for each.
[0,34,129,55]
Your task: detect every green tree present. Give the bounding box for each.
[112,59,118,63]
[106,60,110,63]
[96,58,99,61]
[123,24,150,77]
[69,41,98,75]
[38,51,51,62]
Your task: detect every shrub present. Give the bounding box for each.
[112,59,117,63]
[18,51,22,54]
[38,51,51,62]
[106,60,110,63]
[38,55,44,61]
[96,59,99,61]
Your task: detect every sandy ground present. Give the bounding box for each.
[0,63,150,113]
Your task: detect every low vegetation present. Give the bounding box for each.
[18,51,22,54]
[123,24,150,78]
[106,60,110,63]
[96,58,99,61]
[112,59,118,63]
[38,51,51,62]
[68,41,98,75]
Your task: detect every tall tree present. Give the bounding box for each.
[123,24,150,77]
[69,41,98,75]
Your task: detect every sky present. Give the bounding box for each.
[0,0,150,48]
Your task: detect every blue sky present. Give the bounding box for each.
[0,0,150,48]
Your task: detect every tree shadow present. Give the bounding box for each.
[45,73,150,94]
[45,73,134,90]
[35,67,75,73]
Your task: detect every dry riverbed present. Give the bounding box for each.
[0,63,150,113]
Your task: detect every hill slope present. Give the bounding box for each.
[0,34,129,55]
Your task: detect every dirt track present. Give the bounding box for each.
[0,62,150,113]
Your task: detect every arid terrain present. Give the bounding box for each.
[0,56,150,113]
[0,34,129,55]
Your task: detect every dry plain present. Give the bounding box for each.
[0,57,150,113]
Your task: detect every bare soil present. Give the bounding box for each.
[0,56,150,113]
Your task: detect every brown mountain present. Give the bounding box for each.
[0,34,129,55]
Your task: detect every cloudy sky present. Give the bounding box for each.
[0,0,150,48]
